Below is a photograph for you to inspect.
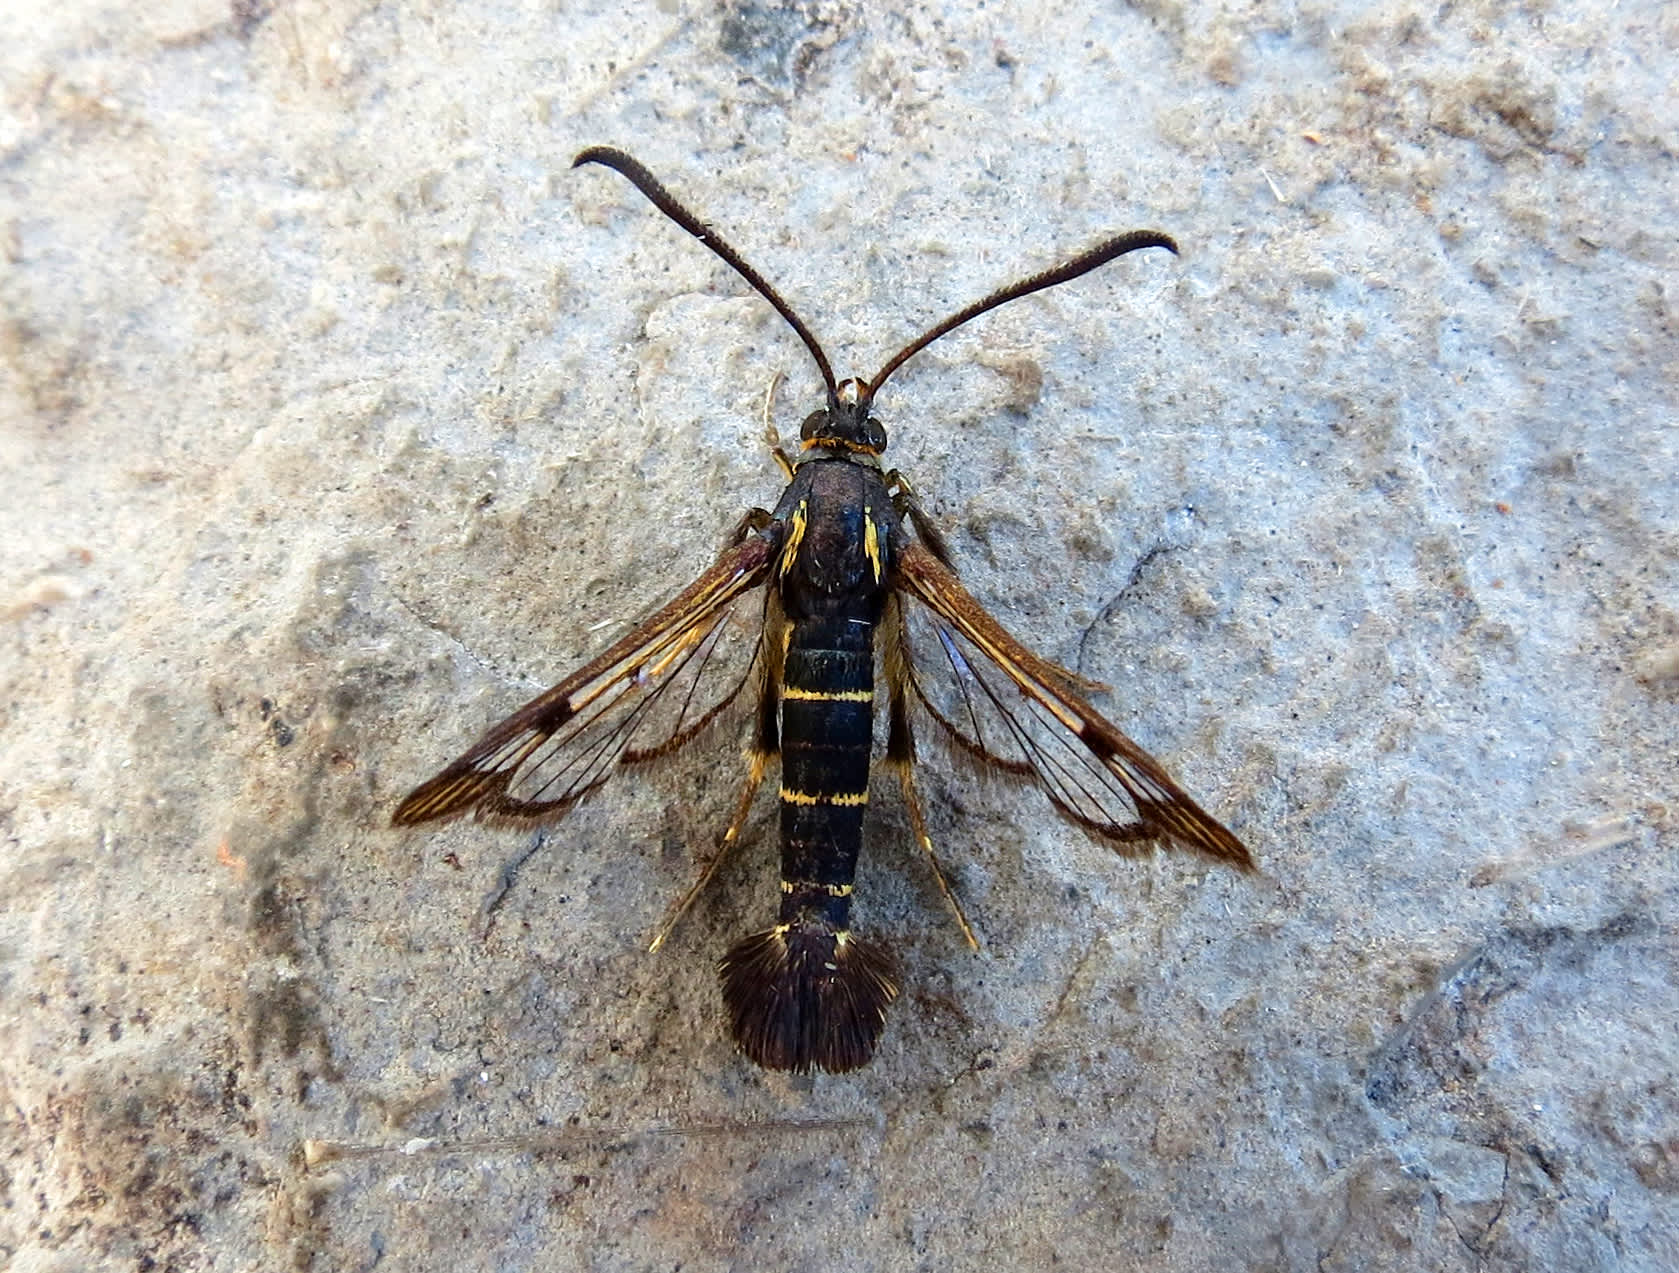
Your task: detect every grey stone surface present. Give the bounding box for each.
[2,1,1675,1269]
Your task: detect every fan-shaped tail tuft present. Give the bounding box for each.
[718,925,898,1074]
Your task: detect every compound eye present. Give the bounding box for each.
[864,418,888,452]
[799,409,829,441]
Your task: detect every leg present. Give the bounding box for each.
[648,748,770,952]
[894,750,979,951]
[648,643,782,952]
[885,468,953,569]
[727,505,777,544]
[762,372,796,480]
[882,597,978,950]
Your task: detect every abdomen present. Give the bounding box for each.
[717,467,900,1073]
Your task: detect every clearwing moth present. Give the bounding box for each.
[393,148,1253,1074]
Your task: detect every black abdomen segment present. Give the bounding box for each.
[778,617,873,930]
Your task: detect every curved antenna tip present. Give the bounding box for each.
[572,145,625,171]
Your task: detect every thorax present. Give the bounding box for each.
[772,458,899,624]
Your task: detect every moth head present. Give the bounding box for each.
[800,379,888,456]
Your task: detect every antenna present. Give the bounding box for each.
[573,147,839,401]
[862,230,1177,403]
[574,148,1178,414]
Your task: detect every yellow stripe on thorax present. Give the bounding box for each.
[863,504,883,584]
[779,498,808,578]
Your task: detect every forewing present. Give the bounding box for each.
[393,533,777,827]
[893,541,1252,868]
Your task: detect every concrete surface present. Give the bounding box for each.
[2,0,1675,1269]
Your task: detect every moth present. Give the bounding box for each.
[393,147,1254,1074]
